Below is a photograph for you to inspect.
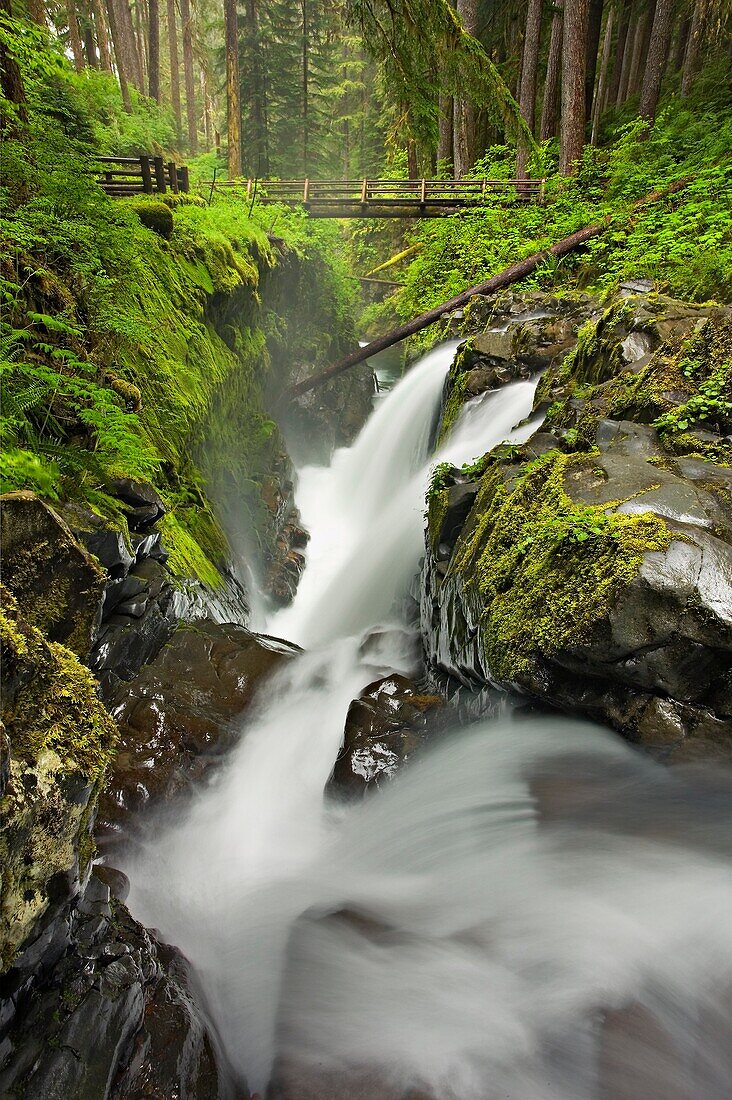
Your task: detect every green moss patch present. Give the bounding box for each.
[450,450,671,683]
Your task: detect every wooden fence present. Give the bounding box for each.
[97,155,190,197]
[208,177,545,217]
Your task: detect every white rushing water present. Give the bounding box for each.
[126,342,732,1100]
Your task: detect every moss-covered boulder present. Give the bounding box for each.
[422,294,732,759]
[126,198,174,238]
[1,492,106,660]
[0,586,118,972]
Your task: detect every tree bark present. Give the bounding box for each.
[591,3,614,142]
[608,0,629,104]
[616,9,635,101]
[148,0,160,100]
[27,0,46,24]
[92,0,113,71]
[627,4,653,98]
[224,0,241,176]
[179,0,197,153]
[437,91,454,169]
[80,0,98,66]
[540,0,564,140]
[672,17,690,70]
[639,0,673,120]
[682,0,707,96]
[453,0,478,177]
[559,0,589,174]
[166,0,182,141]
[67,0,85,72]
[584,0,604,119]
[110,0,143,92]
[516,0,543,178]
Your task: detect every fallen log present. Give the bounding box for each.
[287,176,692,400]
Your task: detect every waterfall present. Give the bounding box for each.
[125,342,732,1099]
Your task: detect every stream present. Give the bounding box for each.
[125,343,732,1100]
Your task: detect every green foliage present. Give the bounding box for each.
[125,198,175,238]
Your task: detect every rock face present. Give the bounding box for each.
[330,674,443,798]
[423,294,732,759]
[0,493,106,660]
[0,871,242,1100]
[98,620,299,846]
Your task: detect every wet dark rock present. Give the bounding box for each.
[0,872,240,1100]
[0,722,10,799]
[108,477,166,531]
[330,674,444,798]
[0,492,106,660]
[422,295,732,760]
[97,619,299,842]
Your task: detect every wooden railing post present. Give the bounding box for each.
[140,155,153,194]
[420,178,427,206]
[167,162,179,193]
[178,166,190,192]
[361,178,368,207]
[153,155,167,193]
[303,178,310,204]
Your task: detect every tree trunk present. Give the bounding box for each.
[672,17,690,70]
[616,10,635,101]
[67,0,85,72]
[437,92,454,169]
[246,0,266,174]
[110,0,143,92]
[148,0,160,100]
[540,1,564,139]
[627,4,653,98]
[224,0,241,176]
[516,0,543,178]
[27,0,46,24]
[639,0,673,120]
[134,0,147,86]
[105,0,131,107]
[179,0,197,153]
[682,0,707,96]
[166,0,182,141]
[584,0,604,119]
[608,0,630,104]
[80,0,98,67]
[301,0,309,175]
[559,0,589,174]
[591,3,614,142]
[92,0,113,71]
[453,0,478,177]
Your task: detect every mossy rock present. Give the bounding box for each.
[0,586,118,971]
[126,198,174,239]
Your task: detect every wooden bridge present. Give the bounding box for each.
[208,177,546,217]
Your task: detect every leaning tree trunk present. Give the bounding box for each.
[27,0,45,23]
[179,0,197,153]
[591,3,614,141]
[166,0,182,143]
[639,0,673,120]
[559,0,589,174]
[682,0,707,96]
[92,0,113,70]
[540,0,564,139]
[148,0,160,100]
[616,9,636,101]
[453,0,478,177]
[224,0,241,176]
[584,0,604,119]
[110,0,143,92]
[67,0,85,72]
[516,0,543,178]
[105,0,131,108]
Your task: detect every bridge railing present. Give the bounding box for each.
[96,155,190,197]
[209,177,546,209]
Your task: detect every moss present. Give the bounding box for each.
[0,589,118,971]
[438,372,468,443]
[450,449,671,684]
[158,509,226,589]
[125,198,175,238]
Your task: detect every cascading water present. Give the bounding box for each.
[125,342,732,1100]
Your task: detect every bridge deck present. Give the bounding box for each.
[207,178,546,217]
